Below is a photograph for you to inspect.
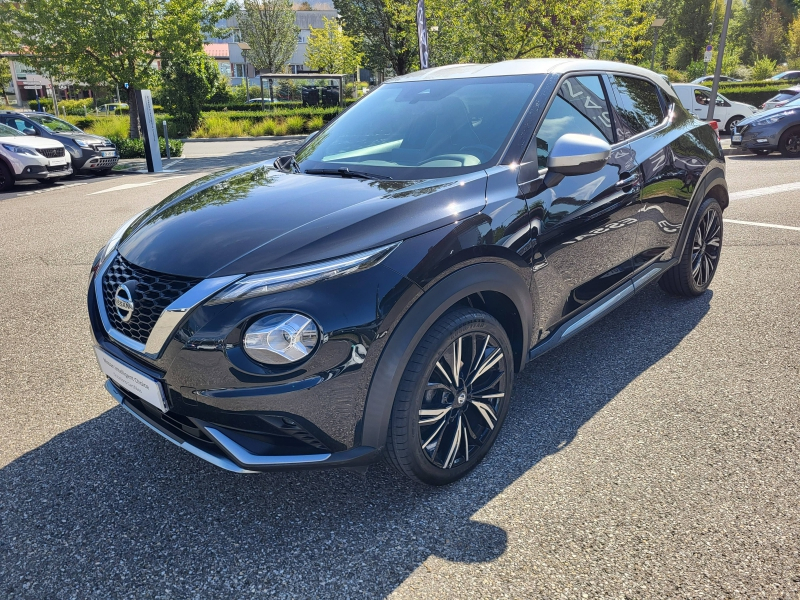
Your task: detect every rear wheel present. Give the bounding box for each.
[386,308,514,485]
[779,126,800,157]
[659,197,723,297]
[0,163,13,192]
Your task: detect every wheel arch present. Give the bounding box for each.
[359,262,533,450]
[671,166,727,261]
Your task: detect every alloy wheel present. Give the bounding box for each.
[691,208,722,287]
[785,133,800,154]
[419,332,508,469]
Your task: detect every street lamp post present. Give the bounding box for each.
[650,18,666,71]
[237,42,252,102]
[707,0,733,123]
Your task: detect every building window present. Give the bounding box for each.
[229,29,241,43]
[219,62,232,78]
[234,63,245,78]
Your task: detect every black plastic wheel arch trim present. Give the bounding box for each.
[359,262,533,450]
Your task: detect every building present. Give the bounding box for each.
[204,9,339,86]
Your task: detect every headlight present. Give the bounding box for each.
[207,242,400,305]
[2,144,38,156]
[243,313,319,364]
[753,111,793,126]
[75,139,90,148]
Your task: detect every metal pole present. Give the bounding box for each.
[650,28,659,70]
[707,0,733,123]
[163,120,170,160]
[243,55,250,102]
[260,78,265,111]
[704,0,719,76]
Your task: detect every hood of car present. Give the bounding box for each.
[738,105,798,127]
[0,135,65,150]
[54,132,112,145]
[117,161,488,279]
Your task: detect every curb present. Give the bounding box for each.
[181,135,308,143]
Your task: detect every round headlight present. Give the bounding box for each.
[243,313,319,365]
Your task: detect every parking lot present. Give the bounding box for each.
[1,140,798,598]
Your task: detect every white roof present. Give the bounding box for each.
[389,59,674,94]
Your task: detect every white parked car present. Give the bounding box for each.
[672,83,758,132]
[0,122,72,191]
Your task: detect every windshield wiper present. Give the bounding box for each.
[304,167,392,180]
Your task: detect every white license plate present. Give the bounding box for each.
[94,346,167,412]
[100,150,117,157]
[732,134,742,143]
[49,157,67,166]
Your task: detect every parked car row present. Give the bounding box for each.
[0,110,119,192]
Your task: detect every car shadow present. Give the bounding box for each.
[0,285,712,599]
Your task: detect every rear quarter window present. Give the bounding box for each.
[609,75,665,138]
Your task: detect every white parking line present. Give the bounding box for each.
[729,181,800,201]
[724,219,800,232]
[87,175,188,196]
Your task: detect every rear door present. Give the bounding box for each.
[522,74,641,329]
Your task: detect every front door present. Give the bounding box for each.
[521,74,641,331]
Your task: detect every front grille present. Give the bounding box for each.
[37,147,65,158]
[94,157,119,167]
[102,254,201,345]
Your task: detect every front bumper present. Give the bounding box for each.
[15,163,73,180]
[730,124,780,150]
[104,379,379,472]
[76,150,119,171]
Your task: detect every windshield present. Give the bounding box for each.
[0,123,23,137]
[26,114,81,133]
[296,75,544,179]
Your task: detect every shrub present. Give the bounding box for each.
[685,61,706,81]
[83,116,130,139]
[306,115,324,131]
[285,115,305,134]
[249,118,277,136]
[273,121,288,136]
[751,56,778,80]
[718,85,786,106]
[193,114,247,138]
[662,69,687,83]
[108,136,183,159]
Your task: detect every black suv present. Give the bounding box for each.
[88,59,727,485]
[0,111,119,175]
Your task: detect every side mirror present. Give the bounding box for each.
[273,154,298,173]
[23,128,37,136]
[542,133,610,188]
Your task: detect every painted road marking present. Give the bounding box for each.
[729,181,800,201]
[87,176,188,196]
[724,219,800,232]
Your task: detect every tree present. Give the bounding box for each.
[238,0,299,73]
[0,58,11,106]
[0,0,228,138]
[306,16,363,73]
[789,17,800,60]
[753,0,787,61]
[333,0,419,75]
[161,53,228,134]
[298,1,313,8]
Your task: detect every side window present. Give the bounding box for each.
[526,75,614,169]
[694,89,710,106]
[610,76,665,138]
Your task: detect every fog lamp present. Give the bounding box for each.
[243,313,319,365]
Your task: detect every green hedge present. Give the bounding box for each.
[201,101,301,111]
[719,85,785,106]
[108,135,183,159]
[210,107,343,122]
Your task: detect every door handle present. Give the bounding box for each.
[616,174,638,188]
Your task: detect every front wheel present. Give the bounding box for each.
[385,308,514,485]
[779,126,800,157]
[725,116,744,133]
[659,197,723,297]
[0,163,13,192]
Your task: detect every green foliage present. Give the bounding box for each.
[686,61,706,81]
[161,52,219,135]
[109,136,184,159]
[0,58,11,105]
[717,86,784,105]
[284,115,305,134]
[201,101,301,111]
[662,69,688,83]
[306,16,363,74]
[0,0,230,138]
[751,56,778,80]
[752,0,786,62]
[191,112,328,137]
[238,0,299,72]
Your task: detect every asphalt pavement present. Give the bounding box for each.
[0,141,798,599]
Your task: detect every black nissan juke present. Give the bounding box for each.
[89,59,727,485]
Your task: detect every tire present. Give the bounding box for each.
[779,126,800,157]
[385,307,514,485]
[0,162,13,192]
[725,116,744,133]
[751,149,771,156]
[659,197,723,297]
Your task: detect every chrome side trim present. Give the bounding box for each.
[202,426,332,467]
[632,265,664,291]
[105,380,256,474]
[561,282,635,341]
[142,274,241,356]
[93,250,242,359]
